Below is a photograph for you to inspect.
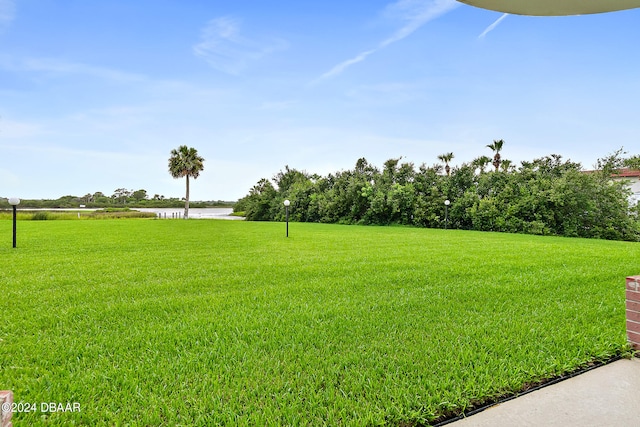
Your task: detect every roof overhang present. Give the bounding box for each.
[457,0,640,16]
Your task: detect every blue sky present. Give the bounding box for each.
[1,0,639,201]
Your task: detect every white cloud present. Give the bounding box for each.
[317,0,460,81]
[193,16,288,74]
[380,0,460,47]
[0,0,15,30]
[317,50,376,81]
[478,13,509,39]
[1,56,148,83]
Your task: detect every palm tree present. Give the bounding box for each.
[471,155,492,174]
[486,139,505,171]
[500,159,514,173]
[168,145,205,219]
[437,152,455,176]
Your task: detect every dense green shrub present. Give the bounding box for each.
[235,151,640,241]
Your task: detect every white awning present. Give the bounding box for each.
[457,0,640,16]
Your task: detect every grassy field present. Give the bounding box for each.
[0,219,638,426]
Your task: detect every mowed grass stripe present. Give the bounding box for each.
[0,219,637,425]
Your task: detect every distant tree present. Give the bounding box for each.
[132,189,148,201]
[437,152,455,176]
[236,178,277,221]
[430,163,444,175]
[624,155,640,170]
[112,188,131,204]
[486,139,505,171]
[273,166,308,194]
[92,192,110,205]
[168,145,205,219]
[500,159,514,173]
[471,156,492,174]
[595,147,627,177]
[354,157,378,180]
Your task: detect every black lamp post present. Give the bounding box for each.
[284,199,290,237]
[8,197,20,248]
[444,199,450,229]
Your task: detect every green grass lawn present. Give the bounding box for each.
[0,219,638,426]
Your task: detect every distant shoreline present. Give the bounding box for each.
[0,207,245,220]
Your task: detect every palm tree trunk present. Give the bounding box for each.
[184,175,190,219]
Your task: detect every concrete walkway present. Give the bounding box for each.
[448,357,640,427]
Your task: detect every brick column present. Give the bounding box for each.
[626,276,640,351]
[0,390,12,427]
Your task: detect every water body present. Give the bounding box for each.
[135,207,244,220]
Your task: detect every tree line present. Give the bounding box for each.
[235,144,640,241]
[0,191,231,209]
